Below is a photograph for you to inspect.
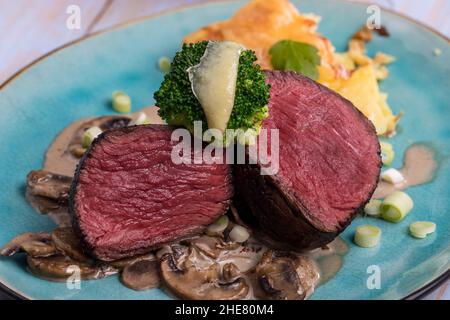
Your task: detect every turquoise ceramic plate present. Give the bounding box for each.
[0,0,449,300]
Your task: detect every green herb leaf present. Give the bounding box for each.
[269,40,321,80]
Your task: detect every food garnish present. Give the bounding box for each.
[433,48,442,56]
[380,141,395,166]
[154,40,270,143]
[81,126,102,148]
[381,168,405,185]
[269,40,320,80]
[409,221,436,239]
[380,191,414,223]
[354,225,381,248]
[364,199,382,217]
[158,56,171,73]
[206,215,229,236]
[112,91,132,113]
[188,41,244,133]
[229,225,250,243]
[128,112,150,126]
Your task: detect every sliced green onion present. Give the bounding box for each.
[380,141,395,166]
[112,91,131,113]
[364,199,382,217]
[433,48,442,56]
[206,215,229,236]
[129,112,150,126]
[381,168,404,184]
[70,145,86,158]
[229,225,250,243]
[380,191,414,223]
[354,225,381,248]
[81,126,102,148]
[409,221,436,239]
[158,57,171,73]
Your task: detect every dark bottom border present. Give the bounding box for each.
[1,269,448,300]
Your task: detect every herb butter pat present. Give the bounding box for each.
[188,41,244,133]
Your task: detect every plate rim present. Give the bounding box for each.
[0,0,448,300]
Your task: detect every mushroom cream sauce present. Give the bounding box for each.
[8,107,437,299]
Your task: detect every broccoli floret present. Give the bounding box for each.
[154,41,270,140]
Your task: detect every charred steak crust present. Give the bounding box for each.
[234,71,381,250]
[70,125,233,261]
[234,165,366,250]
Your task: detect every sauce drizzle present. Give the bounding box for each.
[373,143,438,199]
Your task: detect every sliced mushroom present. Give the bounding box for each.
[156,245,173,260]
[68,116,130,158]
[171,244,186,260]
[222,262,240,282]
[26,191,66,212]
[188,236,240,259]
[155,244,190,260]
[255,250,317,300]
[25,190,72,226]
[27,255,117,281]
[26,170,72,223]
[121,259,160,291]
[27,170,72,201]
[47,210,72,227]
[110,253,156,269]
[100,117,131,130]
[160,247,249,300]
[216,239,241,251]
[187,235,266,277]
[0,232,51,256]
[20,240,57,258]
[51,227,92,263]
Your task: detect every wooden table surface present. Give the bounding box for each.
[0,0,448,300]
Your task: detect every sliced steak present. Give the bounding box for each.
[70,125,233,261]
[234,71,381,250]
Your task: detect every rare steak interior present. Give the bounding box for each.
[234,71,381,249]
[70,125,233,261]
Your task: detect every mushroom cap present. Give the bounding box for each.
[160,246,249,300]
[0,232,51,256]
[27,170,72,201]
[20,240,57,258]
[255,250,318,300]
[51,227,92,263]
[121,259,160,291]
[27,255,117,281]
[109,252,156,269]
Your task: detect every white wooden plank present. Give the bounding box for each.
[90,0,214,33]
[0,0,108,84]
[425,0,450,37]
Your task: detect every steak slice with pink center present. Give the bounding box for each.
[70,124,233,261]
[234,71,381,249]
